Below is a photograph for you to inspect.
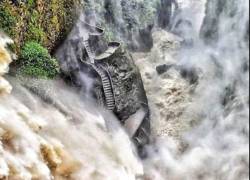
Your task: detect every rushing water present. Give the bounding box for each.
[0,34,143,179]
[139,0,249,179]
[0,0,249,179]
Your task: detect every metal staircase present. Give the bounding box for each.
[83,38,115,110]
[92,65,115,110]
[83,39,95,64]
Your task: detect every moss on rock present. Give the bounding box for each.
[0,0,82,54]
[17,41,59,79]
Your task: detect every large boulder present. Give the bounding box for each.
[56,19,151,152]
[95,44,151,149]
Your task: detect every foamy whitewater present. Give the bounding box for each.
[0,34,143,179]
[134,0,249,179]
[0,0,249,179]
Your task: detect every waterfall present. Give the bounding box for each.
[0,0,249,179]
[0,34,143,179]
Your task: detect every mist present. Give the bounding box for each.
[0,0,249,179]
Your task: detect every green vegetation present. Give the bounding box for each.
[17,42,59,79]
[0,5,17,37]
[0,0,82,54]
[0,0,82,79]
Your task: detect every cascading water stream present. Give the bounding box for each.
[133,0,249,179]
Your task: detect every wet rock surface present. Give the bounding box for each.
[83,0,158,51]
[156,64,175,75]
[55,19,151,150]
[157,0,179,29]
[97,47,151,149]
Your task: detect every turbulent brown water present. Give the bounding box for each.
[0,0,249,179]
[134,0,249,179]
[0,35,143,179]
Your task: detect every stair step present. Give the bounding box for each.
[107,101,114,104]
[103,85,111,89]
[83,39,95,63]
[107,101,115,103]
[103,83,110,86]
[106,97,114,100]
[103,84,111,87]
[104,90,112,92]
[106,99,114,102]
[103,85,111,88]
[105,96,113,99]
